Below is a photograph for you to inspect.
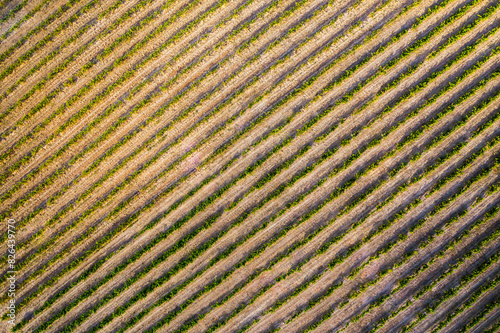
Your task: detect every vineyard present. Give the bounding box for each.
[0,0,499,332]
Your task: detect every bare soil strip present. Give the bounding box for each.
[2,0,332,284]
[1,0,497,330]
[311,228,500,332]
[0,0,71,55]
[0,0,215,171]
[439,284,500,333]
[210,156,500,333]
[0,0,144,109]
[0,0,134,102]
[0,0,296,244]
[373,212,500,333]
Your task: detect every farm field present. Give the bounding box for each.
[0,0,499,332]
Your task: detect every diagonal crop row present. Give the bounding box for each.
[0,0,258,228]
[0,0,51,41]
[0,0,101,84]
[1,1,496,330]
[335,182,500,333]
[164,22,500,330]
[416,265,500,333]
[366,196,500,333]
[0,0,150,118]
[0,0,320,231]
[32,0,464,328]
[0,0,86,67]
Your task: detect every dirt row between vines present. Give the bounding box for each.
[0,0,273,238]
[256,169,500,333]
[287,196,500,332]
[411,262,500,333]
[370,193,500,333]
[469,306,500,333]
[0,0,247,150]
[0,0,45,39]
[32,1,458,329]
[1,0,322,246]
[0,0,340,284]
